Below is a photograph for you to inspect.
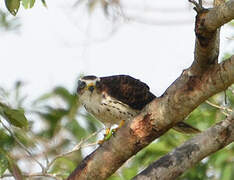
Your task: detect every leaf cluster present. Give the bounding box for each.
[0,80,101,179]
[4,0,47,16]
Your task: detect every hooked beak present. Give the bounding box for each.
[88,85,94,92]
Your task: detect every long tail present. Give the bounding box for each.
[173,122,201,134]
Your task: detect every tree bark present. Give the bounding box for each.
[133,113,234,180]
[67,1,234,179]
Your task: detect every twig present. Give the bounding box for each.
[125,16,192,26]
[0,119,45,172]
[226,36,234,40]
[1,172,60,180]
[45,129,103,171]
[205,100,232,116]
[224,91,227,105]
[188,0,204,13]
[205,100,232,112]
[72,128,103,151]
[44,153,50,169]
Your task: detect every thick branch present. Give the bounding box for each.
[67,56,234,180]
[190,0,234,74]
[133,113,234,180]
[205,0,234,31]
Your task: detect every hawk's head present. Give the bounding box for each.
[77,75,101,95]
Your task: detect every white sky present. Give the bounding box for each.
[0,0,232,100]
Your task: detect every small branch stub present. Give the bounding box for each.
[189,0,204,13]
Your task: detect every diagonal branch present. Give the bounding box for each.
[67,56,234,180]
[133,112,234,180]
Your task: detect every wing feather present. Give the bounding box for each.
[100,75,156,110]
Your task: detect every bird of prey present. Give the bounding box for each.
[77,75,200,142]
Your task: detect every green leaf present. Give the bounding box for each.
[33,86,74,106]
[41,0,47,8]
[54,87,73,104]
[14,128,36,147]
[4,109,28,129]
[0,103,28,129]
[0,129,14,150]
[22,0,35,9]
[0,150,9,176]
[65,119,87,140]
[7,155,23,180]
[4,0,20,16]
[0,150,23,179]
[50,157,76,178]
[32,92,53,105]
[36,107,68,138]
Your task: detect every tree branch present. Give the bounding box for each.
[205,0,234,31]
[133,112,234,180]
[189,0,234,74]
[68,56,234,180]
[67,1,234,179]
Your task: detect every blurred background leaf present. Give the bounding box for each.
[0,10,20,32]
[0,149,9,176]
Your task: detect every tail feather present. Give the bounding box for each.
[173,122,201,134]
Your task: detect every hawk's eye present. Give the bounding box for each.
[77,80,86,93]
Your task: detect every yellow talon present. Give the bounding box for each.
[98,121,125,145]
[112,120,125,133]
[98,128,111,145]
[104,128,110,136]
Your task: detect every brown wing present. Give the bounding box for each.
[100,75,156,110]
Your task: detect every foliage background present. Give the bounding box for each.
[0,0,234,179]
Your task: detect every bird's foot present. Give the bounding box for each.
[104,128,110,137]
[112,120,125,136]
[98,128,112,145]
[98,121,125,145]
